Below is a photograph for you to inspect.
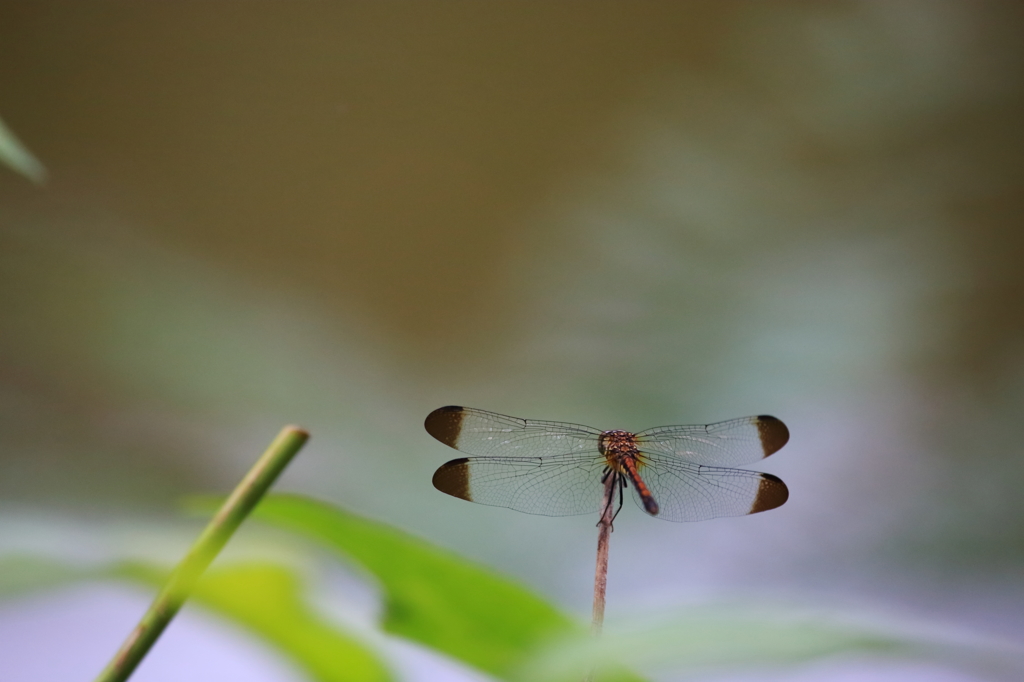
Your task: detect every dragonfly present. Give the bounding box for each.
[426,406,790,522]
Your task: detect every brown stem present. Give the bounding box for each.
[585,473,618,681]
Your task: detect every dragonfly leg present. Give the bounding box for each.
[609,474,626,526]
[597,471,621,529]
[596,472,626,529]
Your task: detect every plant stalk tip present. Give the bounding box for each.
[92,425,308,682]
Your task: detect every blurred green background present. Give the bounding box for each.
[1,2,1023,681]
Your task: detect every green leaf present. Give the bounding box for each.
[0,115,46,183]
[0,555,393,682]
[236,494,583,679]
[114,561,393,682]
[517,603,1024,681]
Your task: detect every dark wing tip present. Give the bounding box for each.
[432,458,472,500]
[425,405,465,448]
[749,473,789,514]
[755,415,790,457]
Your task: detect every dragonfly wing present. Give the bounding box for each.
[632,456,789,522]
[433,452,609,516]
[425,405,603,458]
[635,415,789,467]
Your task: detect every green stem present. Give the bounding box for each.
[93,425,310,682]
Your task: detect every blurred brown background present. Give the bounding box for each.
[1,1,1023,675]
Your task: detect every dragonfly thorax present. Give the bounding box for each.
[598,429,641,468]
